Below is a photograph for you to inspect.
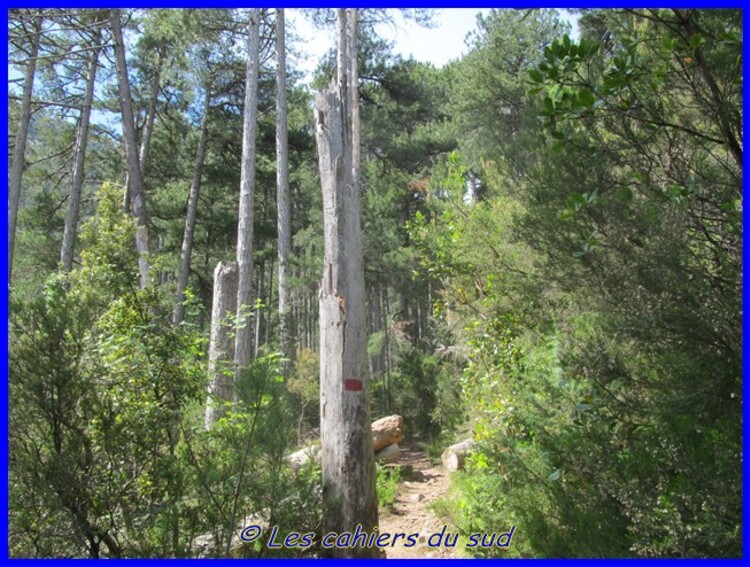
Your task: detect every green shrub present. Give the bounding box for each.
[376,464,402,509]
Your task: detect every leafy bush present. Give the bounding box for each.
[376,464,402,509]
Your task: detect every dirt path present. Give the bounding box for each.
[378,444,465,559]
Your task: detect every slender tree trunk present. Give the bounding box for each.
[383,285,393,411]
[61,26,102,273]
[205,261,239,429]
[139,58,161,178]
[110,8,150,289]
[9,11,42,283]
[315,9,378,557]
[276,8,293,371]
[265,255,274,347]
[253,260,264,357]
[234,9,261,371]
[174,87,211,324]
[123,54,161,212]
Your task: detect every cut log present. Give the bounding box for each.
[371,415,404,452]
[375,443,400,464]
[441,439,475,471]
[285,415,404,470]
[285,444,321,471]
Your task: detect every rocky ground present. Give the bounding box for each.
[378,444,466,559]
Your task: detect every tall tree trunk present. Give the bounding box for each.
[174,87,211,324]
[276,8,293,372]
[383,285,392,412]
[60,25,102,273]
[9,11,42,283]
[315,9,378,557]
[123,54,161,212]
[205,261,239,429]
[139,58,161,178]
[234,9,261,371]
[110,8,150,289]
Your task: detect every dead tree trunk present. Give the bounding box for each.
[174,86,211,324]
[205,261,239,429]
[9,11,42,283]
[61,25,102,273]
[276,8,293,372]
[110,8,150,289]
[234,9,261,372]
[315,9,378,557]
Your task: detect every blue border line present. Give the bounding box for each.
[2,2,9,563]
[1,2,747,7]
[2,1,747,563]
[742,6,748,564]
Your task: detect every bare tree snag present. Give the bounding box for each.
[234,9,261,372]
[205,261,239,429]
[276,8,293,371]
[315,8,378,558]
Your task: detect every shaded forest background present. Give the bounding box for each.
[7,8,742,558]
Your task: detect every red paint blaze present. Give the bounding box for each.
[344,378,363,391]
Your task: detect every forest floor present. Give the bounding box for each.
[379,444,466,559]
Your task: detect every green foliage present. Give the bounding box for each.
[9,185,316,558]
[376,464,402,509]
[10,206,206,556]
[419,9,741,558]
[178,351,318,558]
[287,348,320,443]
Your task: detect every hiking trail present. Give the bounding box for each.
[379,444,465,559]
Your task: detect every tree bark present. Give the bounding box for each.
[276,8,293,371]
[205,261,239,429]
[174,87,211,324]
[9,10,42,283]
[315,9,378,557]
[234,9,261,372]
[110,9,150,289]
[61,25,102,273]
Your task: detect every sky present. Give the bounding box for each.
[287,8,580,83]
[8,8,580,128]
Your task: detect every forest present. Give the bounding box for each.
[7,8,742,558]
